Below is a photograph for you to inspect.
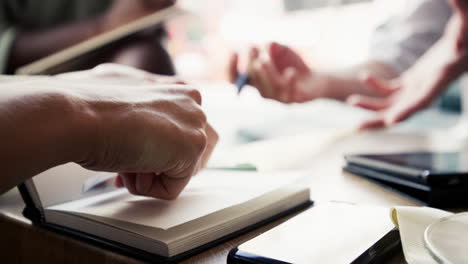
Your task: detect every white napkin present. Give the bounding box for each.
[391,206,453,264]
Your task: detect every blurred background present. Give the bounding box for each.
[167,0,406,80]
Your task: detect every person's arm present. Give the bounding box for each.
[316,0,453,99]
[0,77,217,199]
[0,80,85,192]
[227,0,452,104]
[228,43,397,103]
[349,0,468,130]
[317,61,398,101]
[6,0,175,72]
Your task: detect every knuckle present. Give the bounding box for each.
[211,127,219,143]
[194,107,208,126]
[191,129,208,156]
[184,88,202,105]
[179,101,207,128]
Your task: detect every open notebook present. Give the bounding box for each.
[18,163,311,262]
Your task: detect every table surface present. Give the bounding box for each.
[1,90,464,263]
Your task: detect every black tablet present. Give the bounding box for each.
[343,152,468,207]
[344,152,468,188]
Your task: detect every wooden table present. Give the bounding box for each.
[2,128,449,263]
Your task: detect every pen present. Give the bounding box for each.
[235,73,249,94]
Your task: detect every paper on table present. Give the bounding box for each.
[390,206,453,264]
[48,170,305,230]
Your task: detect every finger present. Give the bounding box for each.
[246,47,260,77]
[147,173,192,200]
[135,172,155,195]
[385,100,426,126]
[185,88,202,106]
[346,94,392,111]
[282,67,299,103]
[269,42,310,74]
[269,42,283,58]
[245,47,264,89]
[358,117,387,131]
[360,73,398,96]
[115,174,124,188]
[262,58,292,102]
[384,91,436,125]
[258,60,284,99]
[253,61,277,98]
[268,42,288,67]
[228,53,240,83]
[121,173,138,195]
[197,123,218,171]
[248,61,267,96]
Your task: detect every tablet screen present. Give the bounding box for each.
[357,152,468,173]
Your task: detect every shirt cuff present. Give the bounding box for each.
[0,27,17,74]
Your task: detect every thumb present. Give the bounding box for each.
[359,73,399,96]
[268,42,310,74]
[346,94,391,111]
[227,53,240,83]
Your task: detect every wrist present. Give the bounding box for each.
[58,90,99,166]
[317,73,347,100]
[28,86,99,167]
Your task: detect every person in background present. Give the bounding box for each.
[0,65,218,200]
[228,0,466,130]
[0,0,175,75]
[353,0,468,129]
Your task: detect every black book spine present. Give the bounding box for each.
[17,183,44,224]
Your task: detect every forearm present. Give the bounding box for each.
[324,61,399,101]
[0,82,87,193]
[7,16,108,71]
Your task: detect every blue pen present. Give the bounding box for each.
[235,73,249,94]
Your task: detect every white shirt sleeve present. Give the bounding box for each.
[369,0,452,74]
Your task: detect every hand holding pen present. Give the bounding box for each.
[227,42,314,102]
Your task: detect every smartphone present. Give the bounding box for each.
[228,202,403,264]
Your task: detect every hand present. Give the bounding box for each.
[228,42,332,103]
[57,63,185,85]
[348,0,468,130]
[60,80,217,200]
[101,0,176,30]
